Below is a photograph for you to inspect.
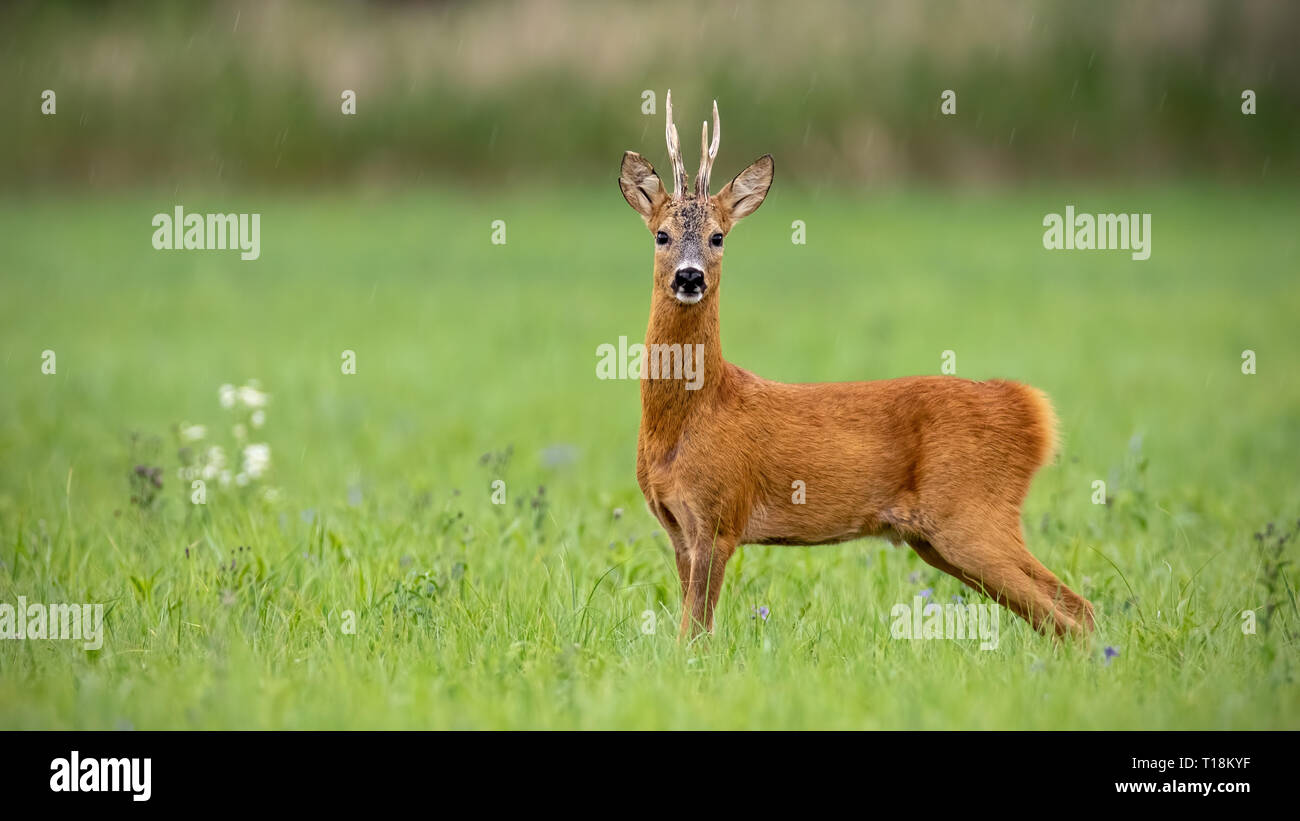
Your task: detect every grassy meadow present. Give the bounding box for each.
[0,182,1297,729]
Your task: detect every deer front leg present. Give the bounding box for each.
[664,527,692,603]
[679,529,738,639]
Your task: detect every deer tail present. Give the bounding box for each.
[1018,384,1060,469]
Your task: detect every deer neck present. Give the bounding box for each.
[639,285,727,452]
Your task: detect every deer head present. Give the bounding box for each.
[619,91,774,306]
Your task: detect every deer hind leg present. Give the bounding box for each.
[923,517,1094,638]
[909,539,1039,627]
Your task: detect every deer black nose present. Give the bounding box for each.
[673,268,705,293]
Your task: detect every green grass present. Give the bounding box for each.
[1,184,1298,729]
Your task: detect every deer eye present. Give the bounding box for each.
[655,231,670,246]
[710,232,724,247]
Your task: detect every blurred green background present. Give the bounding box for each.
[3,0,1297,189]
[1,1,1297,729]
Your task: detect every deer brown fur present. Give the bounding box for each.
[619,92,1095,640]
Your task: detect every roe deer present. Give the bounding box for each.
[618,92,1095,640]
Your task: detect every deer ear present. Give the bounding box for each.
[619,151,668,223]
[715,154,773,223]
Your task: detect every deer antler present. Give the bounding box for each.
[665,90,688,198]
[695,100,720,197]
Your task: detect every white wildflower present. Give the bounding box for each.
[220,470,232,488]
[233,424,247,442]
[251,409,266,429]
[242,443,271,479]
[179,423,207,443]
[235,472,250,487]
[237,384,269,409]
[218,384,237,409]
[207,445,226,469]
